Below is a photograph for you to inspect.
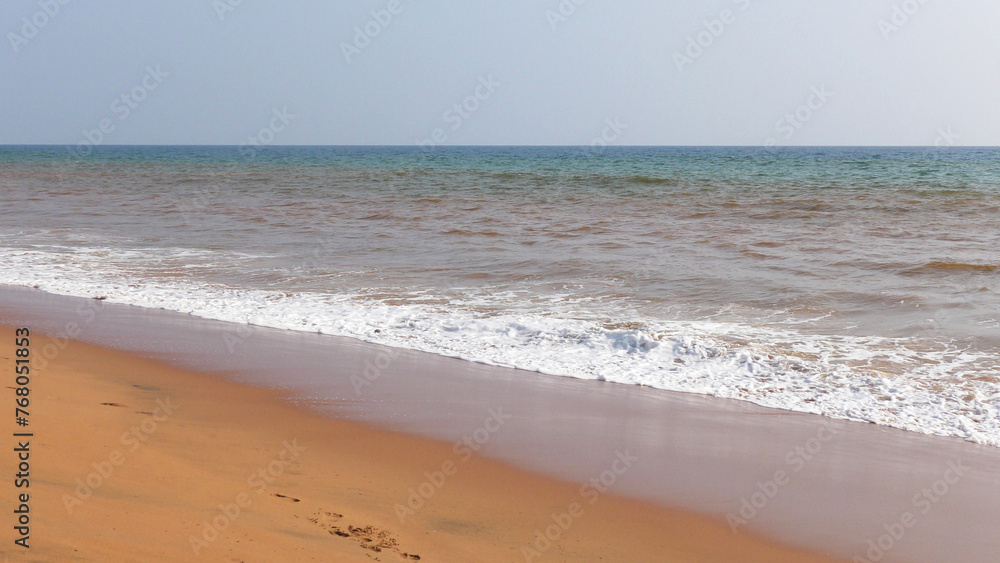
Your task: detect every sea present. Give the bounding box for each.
[1,145,998,445]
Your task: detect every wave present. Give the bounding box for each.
[2,248,999,448]
[628,176,679,185]
[904,261,998,275]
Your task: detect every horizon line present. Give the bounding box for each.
[0,144,991,149]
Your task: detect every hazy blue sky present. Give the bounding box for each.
[2,0,997,146]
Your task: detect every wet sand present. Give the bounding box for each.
[3,285,1000,561]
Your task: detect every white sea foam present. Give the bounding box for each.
[3,247,999,447]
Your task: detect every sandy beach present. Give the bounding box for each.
[3,286,1000,562]
[1,321,847,562]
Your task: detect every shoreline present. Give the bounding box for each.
[4,285,1000,561]
[1,322,842,561]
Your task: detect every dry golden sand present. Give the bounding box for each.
[2,325,844,562]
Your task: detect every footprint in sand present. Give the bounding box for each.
[308,510,343,528]
[308,510,419,559]
[347,525,398,552]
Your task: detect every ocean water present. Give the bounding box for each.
[1,145,998,444]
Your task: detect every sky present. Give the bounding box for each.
[1,0,998,146]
